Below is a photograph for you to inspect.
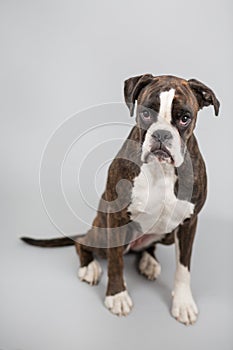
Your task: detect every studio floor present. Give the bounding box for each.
[1,205,232,350]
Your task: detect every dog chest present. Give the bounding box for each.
[128,162,194,237]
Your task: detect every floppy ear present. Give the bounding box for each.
[188,78,220,116]
[124,74,154,116]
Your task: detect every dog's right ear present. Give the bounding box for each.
[124,74,154,116]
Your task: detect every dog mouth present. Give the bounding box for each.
[150,144,174,163]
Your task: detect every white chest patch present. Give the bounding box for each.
[128,161,194,237]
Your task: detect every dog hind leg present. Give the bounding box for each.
[75,240,102,286]
[138,244,161,280]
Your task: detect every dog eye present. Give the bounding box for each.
[179,114,191,126]
[140,110,151,121]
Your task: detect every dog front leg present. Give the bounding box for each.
[171,216,198,325]
[104,245,133,316]
[104,212,133,317]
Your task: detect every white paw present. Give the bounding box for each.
[104,290,133,316]
[78,260,102,285]
[171,287,198,325]
[139,251,161,280]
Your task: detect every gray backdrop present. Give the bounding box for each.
[1,0,233,349]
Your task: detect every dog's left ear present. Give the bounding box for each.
[124,74,154,116]
[188,78,220,116]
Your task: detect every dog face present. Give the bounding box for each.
[124,74,220,167]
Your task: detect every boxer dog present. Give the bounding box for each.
[21,74,220,325]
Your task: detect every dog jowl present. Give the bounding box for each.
[21,74,220,325]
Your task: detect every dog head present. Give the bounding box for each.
[124,74,220,167]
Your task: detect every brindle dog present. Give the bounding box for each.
[21,74,220,325]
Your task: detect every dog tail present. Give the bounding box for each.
[20,234,84,248]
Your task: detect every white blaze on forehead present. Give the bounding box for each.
[159,88,175,122]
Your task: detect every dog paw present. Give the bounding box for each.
[171,288,198,325]
[104,290,133,316]
[139,251,161,280]
[78,260,102,285]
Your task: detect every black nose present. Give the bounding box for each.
[152,129,172,142]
